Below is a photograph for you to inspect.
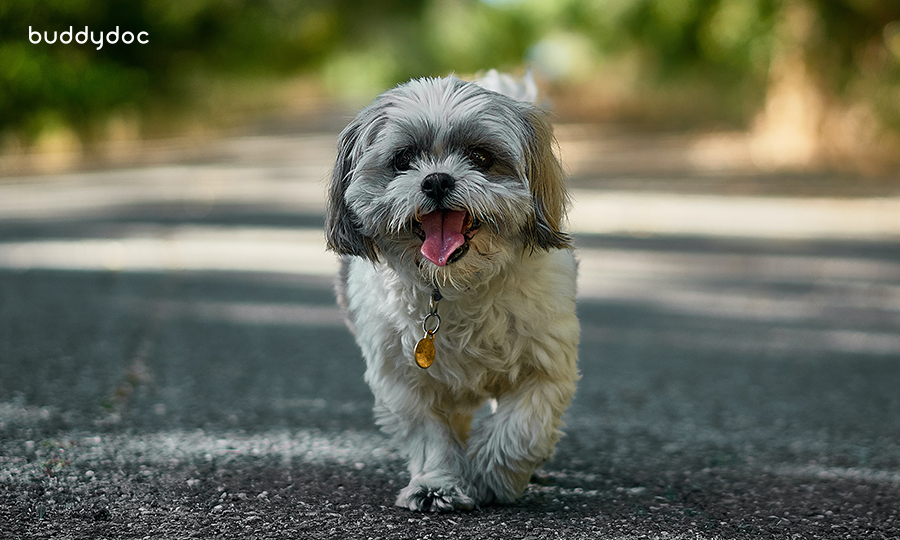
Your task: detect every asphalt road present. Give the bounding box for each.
[1,128,899,539]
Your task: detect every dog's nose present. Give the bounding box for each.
[421,173,456,202]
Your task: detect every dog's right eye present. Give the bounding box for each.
[392,149,415,172]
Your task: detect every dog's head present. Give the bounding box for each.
[326,75,571,287]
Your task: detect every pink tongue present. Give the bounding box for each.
[420,210,467,266]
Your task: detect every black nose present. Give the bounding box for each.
[421,173,456,202]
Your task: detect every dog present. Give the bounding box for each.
[325,72,579,511]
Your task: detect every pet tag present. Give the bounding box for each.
[414,289,442,369]
[414,332,435,369]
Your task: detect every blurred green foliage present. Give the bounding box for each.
[1,0,899,143]
[1,0,346,141]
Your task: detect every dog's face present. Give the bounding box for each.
[326,76,570,288]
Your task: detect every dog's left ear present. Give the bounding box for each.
[522,107,573,251]
[325,115,380,262]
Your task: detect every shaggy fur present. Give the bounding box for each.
[326,74,580,511]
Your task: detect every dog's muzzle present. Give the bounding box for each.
[414,173,481,267]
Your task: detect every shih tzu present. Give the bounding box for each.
[325,71,579,511]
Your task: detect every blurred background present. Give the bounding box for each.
[3,3,900,536]
[2,0,900,175]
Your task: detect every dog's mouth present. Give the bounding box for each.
[413,210,481,266]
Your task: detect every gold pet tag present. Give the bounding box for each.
[414,288,441,369]
[414,332,435,369]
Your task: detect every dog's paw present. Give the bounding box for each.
[469,462,533,506]
[395,477,475,512]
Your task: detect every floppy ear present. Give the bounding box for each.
[325,117,380,261]
[522,107,573,251]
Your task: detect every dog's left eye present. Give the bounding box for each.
[467,148,494,170]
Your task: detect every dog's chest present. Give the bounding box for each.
[427,293,544,375]
[345,252,576,384]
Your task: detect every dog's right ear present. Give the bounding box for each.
[325,116,380,262]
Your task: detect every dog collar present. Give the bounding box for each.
[414,288,442,369]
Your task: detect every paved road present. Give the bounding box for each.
[1,129,899,539]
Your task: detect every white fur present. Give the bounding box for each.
[327,74,580,511]
[474,68,539,104]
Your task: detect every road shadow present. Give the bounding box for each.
[2,202,899,538]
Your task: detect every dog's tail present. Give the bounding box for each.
[473,69,539,104]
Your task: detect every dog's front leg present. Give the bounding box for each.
[467,374,576,504]
[372,385,475,512]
